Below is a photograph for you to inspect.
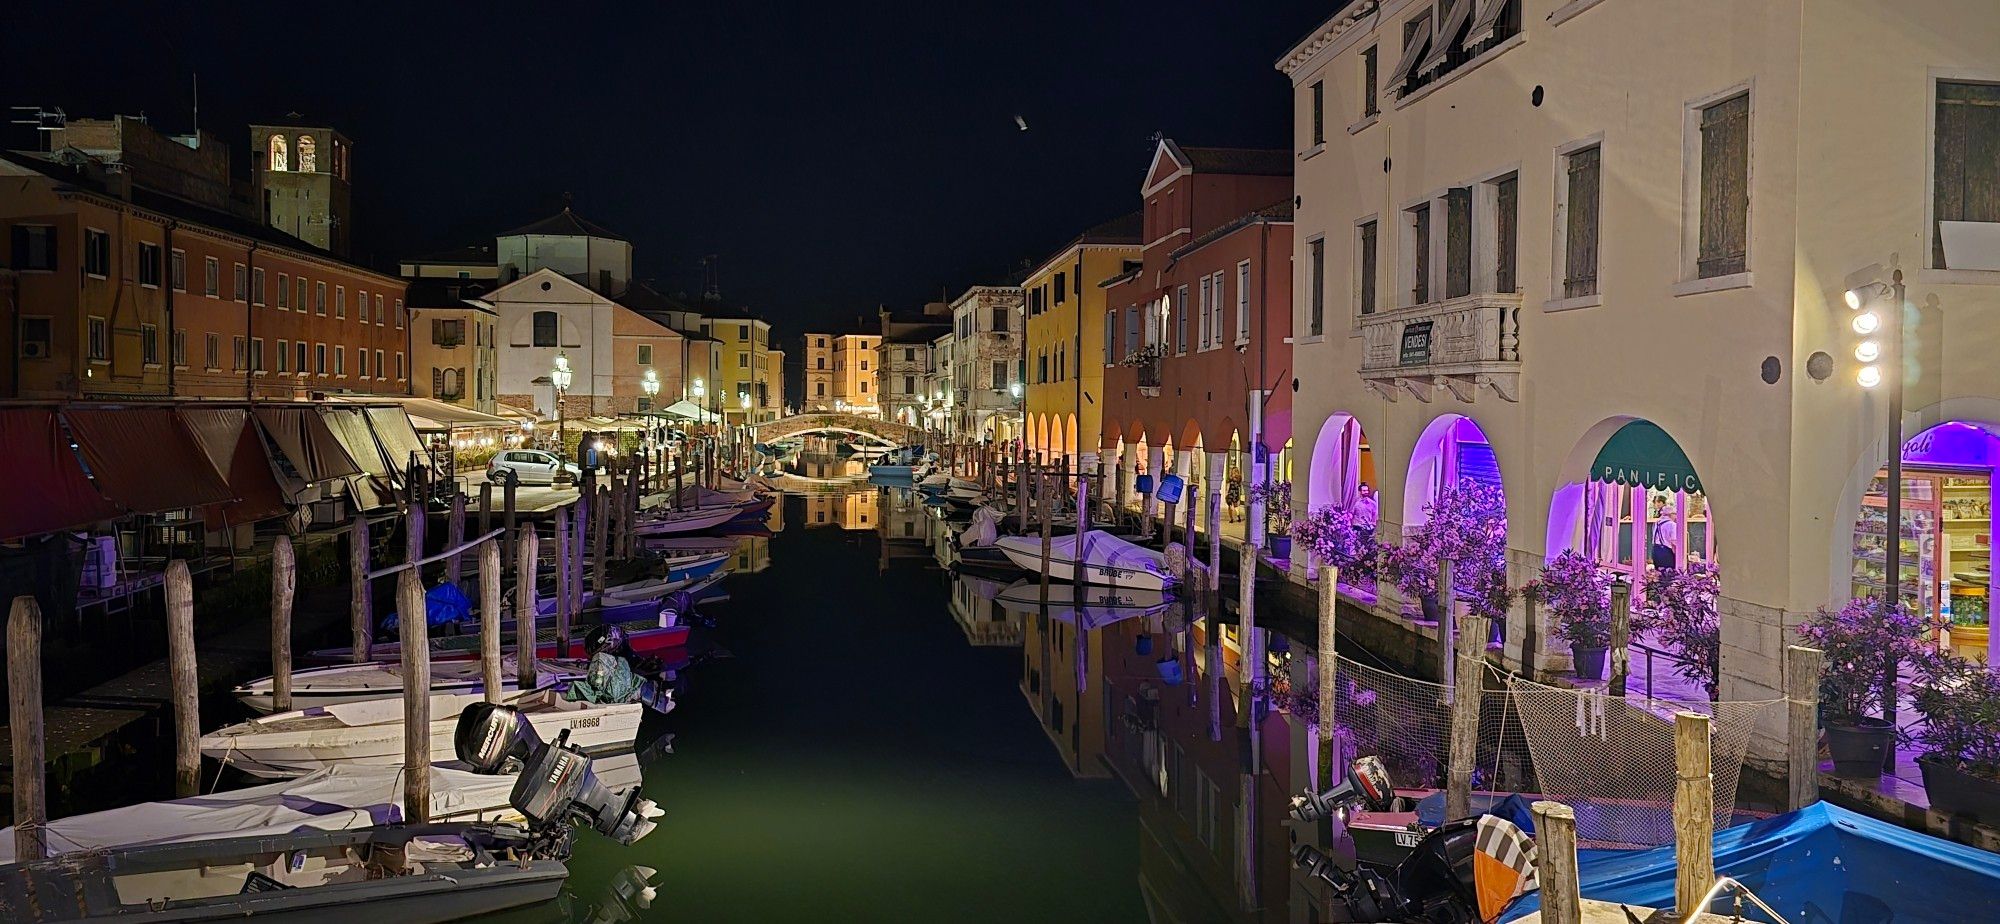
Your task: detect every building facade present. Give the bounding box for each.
[830,333,880,415]
[802,333,835,410]
[410,281,499,414]
[1100,140,1295,537]
[1278,0,2000,770]
[1023,212,1142,464]
[878,304,951,429]
[706,315,780,424]
[250,123,353,257]
[480,268,683,419]
[948,285,1025,445]
[925,330,955,438]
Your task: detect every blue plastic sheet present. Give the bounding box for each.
[1501,802,2000,923]
[381,581,473,632]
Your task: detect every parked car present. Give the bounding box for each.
[487,449,581,485]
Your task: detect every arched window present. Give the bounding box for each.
[297,135,317,173]
[533,311,559,347]
[440,367,459,397]
[268,134,288,172]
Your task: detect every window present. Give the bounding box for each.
[816,357,825,369]
[433,318,463,345]
[1173,287,1187,347]
[1209,272,1225,345]
[315,342,326,375]
[199,256,217,296]
[1053,272,1067,303]
[295,277,307,311]
[533,311,559,347]
[314,281,326,315]
[335,346,345,376]
[170,249,186,291]
[141,324,159,365]
[1125,305,1141,358]
[10,225,55,271]
[1308,237,1326,336]
[277,339,289,374]
[860,359,869,371]
[171,328,186,367]
[859,379,867,393]
[993,361,1008,389]
[137,242,162,287]
[816,382,826,397]
[1177,284,1191,354]
[233,336,247,372]
[375,294,385,325]
[296,341,308,375]
[231,263,247,301]
[904,375,916,393]
[1493,174,1519,293]
[1445,187,1473,299]
[738,353,749,368]
[87,316,108,360]
[250,337,264,373]
[1236,262,1251,342]
[335,285,346,319]
[992,307,1009,331]
[1387,8,1433,98]
[84,229,110,277]
[1935,80,2000,269]
[1037,352,1048,383]
[252,267,266,305]
[1358,221,1379,315]
[395,300,403,329]
[638,344,653,365]
[375,349,385,379]
[1407,202,1432,304]
[277,273,291,308]
[1693,92,1750,279]
[357,290,367,321]
[737,326,748,341]
[205,333,220,370]
[1561,143,1603,298]
[298,135,317,173]
[1104,311,1117,364]
[1311,80,1325,144]
[904,347,916,361]
[359,348,370,378]
[1362,46,1380,117]
[396,351,405,380]
[268,134,289,171]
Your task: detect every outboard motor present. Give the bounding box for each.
[1289,755,1396,823]
[454,703,665,845]
[587,623,630,657]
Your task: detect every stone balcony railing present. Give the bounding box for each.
[1357,291,1522,403]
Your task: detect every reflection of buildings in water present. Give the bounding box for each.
[842,491,876,531]
[949,575,1022,647]
[1018,604,1111,780]
[733,535,771,573]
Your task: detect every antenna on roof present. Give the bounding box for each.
[191,73,198,142]
[10,106,67,152]
[701,255,722,303]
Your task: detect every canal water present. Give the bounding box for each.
[542,479,1157,922]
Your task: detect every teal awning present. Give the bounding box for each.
[1592,420,1701,493]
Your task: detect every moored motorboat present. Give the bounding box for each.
[305,622,691,665]
[201,688,645,779]
[233,658,588,714]
[993,529,1173,590]
[631,504,742,536]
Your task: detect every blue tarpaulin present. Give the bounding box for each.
[1502,802,2000,923]
[381,581,473,632]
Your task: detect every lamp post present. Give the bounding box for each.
[552,351,575,486]
[1846,268,1906,766]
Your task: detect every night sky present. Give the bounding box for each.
[1,1,1337,334]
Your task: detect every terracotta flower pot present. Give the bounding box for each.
[1825,717,1896,779]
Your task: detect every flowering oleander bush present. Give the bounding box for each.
[1120,344,1165,367]
[1537,550,1613,649]
[1291,505,1379,581]
[1250,480,1293,534]
[1912,654,2000,782]
[1639,560,1723,700]
[1383,479,1510,619]
[1795,596,1939,724]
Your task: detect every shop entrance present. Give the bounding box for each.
[1582,420,1715,589]
[1850,421,1997,664]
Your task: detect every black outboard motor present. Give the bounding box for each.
[1288,756,1484,924]
[454,702,664,845]
[1289,755,1396,823]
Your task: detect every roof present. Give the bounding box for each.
[405,243,495,266]
[404,277,497,311]
[1179,146,1292,176]
[1171,202,1294,260]
[499,207,627,241]
[1077,210,1144,245]
[0,149,401,282]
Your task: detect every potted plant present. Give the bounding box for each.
[1291,504,1380,584]
[1911,654,2000,823]
[1251,480,1294,558]
[1381,537,1443,622]
[1384,479,1508,626]
[1539,550,1613,680]
[1795,597,1938,779]
[1638,561,1722,701]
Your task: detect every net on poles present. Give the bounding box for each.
[1506,676,1778,847]
[1328,654,1535,795]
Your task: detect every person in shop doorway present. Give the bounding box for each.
[1353,484,1380,545]
[1649,495,1680,571]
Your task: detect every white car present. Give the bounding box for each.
[487,449,581,485]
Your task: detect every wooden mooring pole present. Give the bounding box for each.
[502,471,519,581]
[1446,615,1489,821]
[396,570,432,822]
[515,524,540,691]
[1037,470,1054,608]
[271,535,296,714]
[1316,568,1338,787]
[445,488,466,587]
[166,561,198,798]
[1786,644,1825,810]
[1532,801,1581,924]
[554,506,573,657]
[1437,558,1456,701]
[1674,711,1716,919]
[592,483,610,594]
[480,540,503,703]
[349,512,373,664]
[1609,580,1631,697]
[9,596,46,861]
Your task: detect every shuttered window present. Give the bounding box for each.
[1697,93,1750,278]
[1445,187,1473,299]
[1409,203,1431,305]
[1564,145,1602,298]
[1358,221,1379,315]
[1311,81,1325,144]
[1495,174,1519,293]
[1934,81,2000,269]
[1362,46,1379,117]
[1308,238,1326,336]
[1104,311,1117,365]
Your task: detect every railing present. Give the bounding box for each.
[1135,355,1162,390]
[1357,291,1522,401]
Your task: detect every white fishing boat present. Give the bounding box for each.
[631,504,741,536]
[993,529,1174,590]
[233,658,589,715]
[201,688,643,779]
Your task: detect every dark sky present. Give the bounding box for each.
[1,1,1335,335]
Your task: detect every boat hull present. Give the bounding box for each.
[234,659,589,715]
[993,534,1170,591]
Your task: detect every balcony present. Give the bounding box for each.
[1358,292,1522,403]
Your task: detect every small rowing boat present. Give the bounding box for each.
[233,658,589,714]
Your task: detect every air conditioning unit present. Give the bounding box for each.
[21,341,49,359]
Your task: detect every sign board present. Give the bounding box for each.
[1399,321,1434,367]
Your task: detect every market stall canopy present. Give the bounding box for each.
[1590,420,1701,493]
[364,406,431,474]
[333,396,510,431]
[253,407,362,484]
[63,407,236,515]
[179,408,289,527]
[495,404,543,426]
[659,400,719,423]
[317,406,397,512]
[0,408,121,541]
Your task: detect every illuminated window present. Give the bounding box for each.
[269,134,288,172]
[298,135,317,173]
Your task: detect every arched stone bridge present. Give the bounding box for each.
[752,412,925,447]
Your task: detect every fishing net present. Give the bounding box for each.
[1506,676,1780,847]
[1324,654,1534,795]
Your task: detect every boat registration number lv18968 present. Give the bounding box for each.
[569,717,602,729]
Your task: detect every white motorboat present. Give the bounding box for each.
[631,504,742,536]
[993,529,1174,590]
[233,658,588,715]
[201,688,644,779]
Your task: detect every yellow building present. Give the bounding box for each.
[829,333,880,415]
[1022,212,1141,463]
[801,333,834,410]
[705,314,779,424]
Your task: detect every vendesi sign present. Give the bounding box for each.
[1398,321,1434,367]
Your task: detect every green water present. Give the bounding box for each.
[542,486,1148,922]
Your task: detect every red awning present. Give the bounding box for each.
[181,408,290,527]
[63,408,236,514]
[0,408,122,542]
[254,407,362,483]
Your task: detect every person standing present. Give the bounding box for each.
[1352,483,1380,545]
[1649,496,1680,571]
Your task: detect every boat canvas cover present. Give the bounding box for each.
[253,407,362,484]
[365,406,432,474]
[1500,802,2000,924]
[180,408,289,526]
[0,764,516,863]
[0,408,121,541]
[63,407,236,514]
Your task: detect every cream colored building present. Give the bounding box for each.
[1279,0,2000,768]
[830,333,880,415]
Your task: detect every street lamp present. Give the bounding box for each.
[1846,267,1907,768]
[552,350,575,486]
[641,368,660,404]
